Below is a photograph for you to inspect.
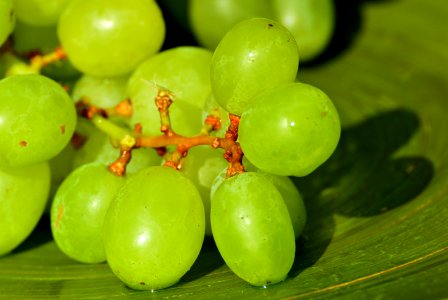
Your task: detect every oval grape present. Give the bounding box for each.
[51,163,125,263]
[0,74,77,167]
[211,172,296,286]
[103,166,205,290]
[0,162,50,256]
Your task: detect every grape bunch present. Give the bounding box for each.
[0,0,340,291]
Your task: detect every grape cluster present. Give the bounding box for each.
[0,0,340,291]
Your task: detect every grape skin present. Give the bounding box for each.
[210,18,299,116]
[272,0,335,62]
[51,163,125,263]
[239,82,341,177]
[128,46,213,137]
[58,0,165,77]
[188,0,334,62]
[188,0,272,50]
[211,166,307,238]
[0,74,77,167]
[0,0,14,46]
[211,172,296,286]
[0,162,50,256]
[103,166,205,290]
[14,0,72,27]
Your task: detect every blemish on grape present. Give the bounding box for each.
[60,125,66,134]
[55,205,64,229]
[19,140,27,147]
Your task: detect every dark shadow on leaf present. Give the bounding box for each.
[337,157,434,217]
[11,215,53,254]
[302,0,364,67]
[180,236,225,283]
[289,108,433,276]
[288,212,336,278]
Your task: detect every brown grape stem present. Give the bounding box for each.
[79,88,245,177]
[29,46,66,72]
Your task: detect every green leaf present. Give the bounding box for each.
[1,0,447,298]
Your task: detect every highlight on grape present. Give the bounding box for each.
[0,0,340,291]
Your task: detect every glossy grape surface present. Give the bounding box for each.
[211,172,295,286]
[0,74,77,166]
[210,18,299,116]
[104,166,205,290]
[272,0,334,61]
[239,82,340,177]
[72,74,128,108]
[0,0,15,46]
[211,167,306,238]
[188,0,272,50]
[58,0,165,77]
[14,0,72,26]
[51,163,125,263]
[128,46,212,136]
[0,162,50,256]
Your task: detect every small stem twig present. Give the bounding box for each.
[29,46,66,72]
[78,87,245,177]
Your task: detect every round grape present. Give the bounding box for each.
[211,172,295,286]
[128,46,212,136]
[58,0,165,77]
[0,74,77,167]
[239,82,340,177]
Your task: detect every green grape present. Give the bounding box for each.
[210,18,299,116]
[211,172,295,286]
[72,74,129,107]
[272,0,335,62]
[239,82,341,177]
[211,166,306,238]
[51,163,125,263]
[72,128,161,174]
[14,0,72,26]
[0,0,15,46]
[0,74,77,167]
[188,0,272,50]
[180,146,228,236]
[128,46,213,136]
[58,0,165,77]
[104,166,205,290]
[48,142,76,203]
[258,173,306,238]
[0,162,50,256]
